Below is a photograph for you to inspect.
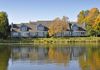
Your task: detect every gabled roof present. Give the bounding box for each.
[11,21,86,32]
[11,21,52,32]
[71,22,86,31]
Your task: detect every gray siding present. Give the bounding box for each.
[11,31,48,38]
[55,31,86,37]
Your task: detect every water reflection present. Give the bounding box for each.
[0,46,10,70]
[79,47,100,70]
[8,46,83,70]
[11,47,85,63]
[0,44,100,70]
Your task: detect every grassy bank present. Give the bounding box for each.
[33,37,100,44]
[0,37,100,44]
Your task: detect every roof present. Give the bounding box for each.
[11,21,86,32]
[71,22,86,31]
[11,21,52,32]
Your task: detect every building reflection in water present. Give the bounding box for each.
[11,46,85,64]
[8,45,100,70]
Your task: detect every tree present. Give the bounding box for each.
[77,10,85,24]
[93,14,100,36]
[77,10,89,25]
[78,10,85,24]
[0,11,10,38]
[85,8,100,36]
[85,8,99,25]
[48,16,68,37]
[77,8,100,36]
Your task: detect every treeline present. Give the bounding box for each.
[77,8,100,36]
[0,11,10,39]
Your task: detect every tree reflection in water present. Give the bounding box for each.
[79,47,100,70]
[0,44,100,70]
[0,46,10,70]
[10,45,100,70]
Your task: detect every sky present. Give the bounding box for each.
[0,0,100,24]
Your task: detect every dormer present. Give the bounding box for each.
[20,24,28,32]
[72,24,78,31]
[37,24,45,31]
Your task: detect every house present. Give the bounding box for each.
[11,21,86,38]
[55,22,86,37]
[11,21,52,38]
[70,22,86,36]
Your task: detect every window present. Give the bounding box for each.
[72,24,78,31]
[37,24,44,31]
[20,24,28,31]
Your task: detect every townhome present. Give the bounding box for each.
[11,21,51,38]
[11,21,86,38]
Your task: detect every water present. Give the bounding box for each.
[0,44,100,70]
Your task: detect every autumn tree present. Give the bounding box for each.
[77,10,89,25]
[85,8,99,25]
[85,8,100,36]
[93,14,100,36]
[48,16,68,37]
[0,11,10,38]
[77,8,100,36]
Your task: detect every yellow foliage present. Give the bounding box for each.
[93,14,100,31]
[85,8,99,25]
[48,16,68,36]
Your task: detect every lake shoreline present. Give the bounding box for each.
[0,37,100,44]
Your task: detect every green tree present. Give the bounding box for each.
[0,11,10,38]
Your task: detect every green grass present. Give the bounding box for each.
[0,37,100,44]
[33,37,100,44]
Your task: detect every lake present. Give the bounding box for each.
[0,44,100,70]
